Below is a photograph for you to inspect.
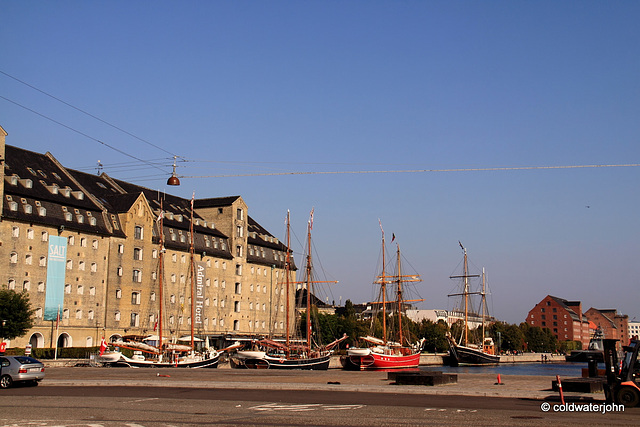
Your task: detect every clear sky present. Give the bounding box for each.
[2,1,639,324]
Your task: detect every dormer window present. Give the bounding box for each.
[10,175,18,185]
[9,201,18,211]
[175,214,183,222]
[52,172,62,181]
[76,215,84,223]
[24,204,32,214]
[65,212,73,221]
[61,187,71,197]
[27,167,37,176]
[38,170,47,178]
[38,207,46,216]
[89,217,97,226]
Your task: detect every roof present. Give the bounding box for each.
[193,196,241,208]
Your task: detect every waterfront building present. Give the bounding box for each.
[526,295,591,348]
[629,320,640,341]
[0,126,296,351]
[584,308,629,345]
[406,309,495,329]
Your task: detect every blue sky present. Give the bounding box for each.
[2,1,639,324]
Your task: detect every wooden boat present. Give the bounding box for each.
[108,197,222,368]
[342,225,423,370]
[446,243,500,366]
[230,210,346,370]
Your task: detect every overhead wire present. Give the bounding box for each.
[0,69,177,157]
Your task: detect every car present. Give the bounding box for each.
[0,356,45,388]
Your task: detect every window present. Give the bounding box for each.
[80,238,87,247]
[235,283,241,294]
[91,262,97,272]
[130,313,139,327]
[92,240,98,249]
[133,247,143,260]
[118,244,124,254]
[78,261,85,271]
[65,284,71,294]
[88,310,94,320]
[117,266,123,277]
[12,226,19,237]
[89,286,96,296]
[236,226,243,238]
[234,320,240,331]
[131,292,141,305]
[38,206,46,216]
[150,292,156,302]
[38,282,45,292]
[115,311,121,321]
[10,252,17,264]
[115,289,122,299]
[41,231,49,242]
[134,226,144,239]
[76,309,82,320]
[27,229,34,239]
[236,264,242,275]
[68,236,75,246]
[39,256,46,267]
[152,249,158,259]
[65,212,72,221]
[23,280,30,291]
[236,245,243,257]
[25,254,32,265]
[132,269,142,283]
[8,279,16,290]
[77,285,84,295]
[237,208,244,220]
[35,307,43,318]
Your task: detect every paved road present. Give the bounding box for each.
[0,367,636,426]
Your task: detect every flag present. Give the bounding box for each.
[99,337,107,357]
[191,191,195,211]
[308,207,314,230]
[378,219,384,237]
[391,233,395,243]
[153,319,158,331]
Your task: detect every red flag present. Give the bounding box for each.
[99,337,107,357]
[391,233,395,243]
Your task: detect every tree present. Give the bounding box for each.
[419,319,449,353]
[0,289,35,340]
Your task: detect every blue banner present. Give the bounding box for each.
[44,235,67,321]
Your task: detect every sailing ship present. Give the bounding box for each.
[231,210,346,370]
[341,225,423,370]
[446,242,500,366]
[108,197,223,368]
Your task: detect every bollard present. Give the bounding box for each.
[556,375,565,405]
[494,374,504,385]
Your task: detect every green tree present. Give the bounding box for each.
[419,319,449,353]
[0,289,35,340]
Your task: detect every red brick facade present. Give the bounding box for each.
[585,308,629,345]
[526,295,590,348]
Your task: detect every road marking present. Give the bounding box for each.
[249,403,364,412]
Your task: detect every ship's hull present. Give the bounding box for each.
[565,350,604,363]
[230,353,331,370]
[448,343,500,366]
[113,353,220,368]
[341,349,420,370]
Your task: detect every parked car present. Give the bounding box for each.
[0,356,45,388]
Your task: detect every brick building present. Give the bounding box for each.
[0,125,298,351]
[526,295,591,348]
[584,308,629,345]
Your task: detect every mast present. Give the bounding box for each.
[380,224,387,344]
[463,244,469,346]
[189,192,195,351]
[448,242,480,348]
[305,209,313,351]
[285,211,291,353]
[481,268,486,348]
[396,244,403,346]
[158,199,164,350]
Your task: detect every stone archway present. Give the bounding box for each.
[29,333,45,348]
[56,332,72,348]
